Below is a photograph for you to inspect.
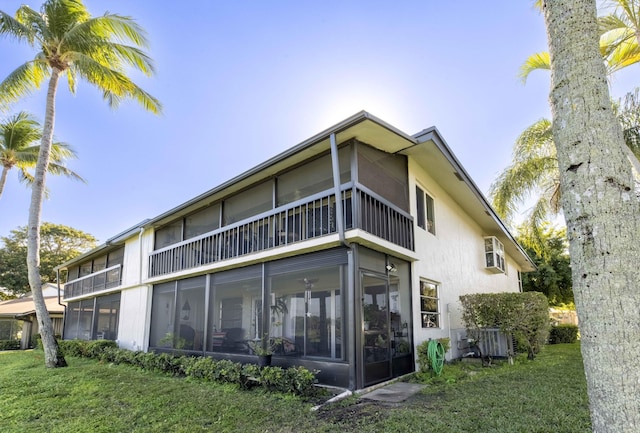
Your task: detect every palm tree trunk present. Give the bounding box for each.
[0,166,8,200]
[26,68,67,368]
[544,1,640,431]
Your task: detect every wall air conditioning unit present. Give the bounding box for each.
[484,236,505,273]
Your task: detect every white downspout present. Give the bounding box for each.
[138,227,145,285]
[330,133,350,247]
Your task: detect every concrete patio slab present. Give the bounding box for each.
[360,382,426,403]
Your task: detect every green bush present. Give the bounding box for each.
[0,340,20,350]
[416,338,450,373]
[460,292,549,360]
[549,324,579,344]
[60,339,317,396]
[31,333,41,349]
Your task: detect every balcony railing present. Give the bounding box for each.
[64,265,122,299]
[148,188,414,278]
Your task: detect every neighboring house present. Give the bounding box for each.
[56,112,534,389]
[0,283,65,349]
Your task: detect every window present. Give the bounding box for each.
[420,280,439,328]
[416,186,435,235]
[484,236,506,273]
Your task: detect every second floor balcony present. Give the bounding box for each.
[64,265,122,299]
[148,187,414,278]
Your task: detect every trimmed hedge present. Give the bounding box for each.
[0,340,20,350]
[460,292,550,360]
[549,324,579,344]
[58,340,317,396]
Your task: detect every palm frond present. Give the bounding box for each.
[1,111,42,150]
[43,0,90,41]
[513,119,555,160]
[71,53,161,113]
[606,38,640,71]
[599,13,632,35]
[0,9,34,43]
[64,13,150,49]
[66,68,76,94]
[0,60,50,108]
[49,141,78,162]
[527,197,558,255]
[519,52,550,83]
[490,155,559,223]
[45,161,85,182]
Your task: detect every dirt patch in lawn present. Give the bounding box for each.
[315,399,390,429]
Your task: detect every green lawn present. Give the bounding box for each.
[0,344,591,433]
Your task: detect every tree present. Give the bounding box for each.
[517,225,573,306]
[489,96,640,246]
[543,0,640,431]
[522,0,640,80]
[0,223,96,296]
[0,110,83,201]
[0,0,161,368]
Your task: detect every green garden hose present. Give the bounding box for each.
[427,339,445,376]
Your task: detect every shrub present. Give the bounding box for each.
[549,324,579,344]
[0,340,20,350]
[58,339,317,396]
[31,333,41,349]
[460,292,549,360]
[416,338,450,373]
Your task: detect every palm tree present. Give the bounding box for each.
[521,0,640,81]
[0,110,83,201]
[0,0,161,367]
[490,92,640,248]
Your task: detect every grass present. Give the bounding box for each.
[0,343,591,433]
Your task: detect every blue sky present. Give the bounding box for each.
[0,1,636,243]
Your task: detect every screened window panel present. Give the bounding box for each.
[155,220,183,250]
[149,282,177,348]
[107,247,125,267]
[223,181,273,225]
[93,255,107,272]
[357,143,409,211]
[268,264,344,359]
[93,293,120,340]
[184,204,221,239]
[63,301,81,339]
[79,262,92,278]
[208,273,261,351]
[177,276,206,350]
[277,148,351,207]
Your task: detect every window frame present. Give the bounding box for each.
[419,279,440,329]
[415,185,435,235]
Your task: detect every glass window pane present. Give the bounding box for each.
[425,193,435,235]
[416,186,425,230]
[420,279,440,329]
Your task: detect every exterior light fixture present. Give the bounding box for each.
[182,300,191,321]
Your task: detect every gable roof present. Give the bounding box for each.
[0,296,65,318]
[57,111,535,271]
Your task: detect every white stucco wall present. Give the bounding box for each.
[408,159,524,359]
[116,229,155,351]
